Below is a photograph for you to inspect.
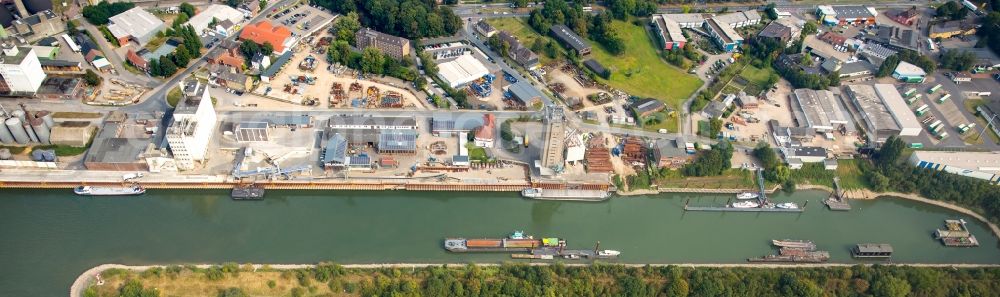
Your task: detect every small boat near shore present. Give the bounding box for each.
[731,200,760,208]
[772,239,816,250]
[736,192,759,200]
[776,202,799,209]
[74,185,146,196]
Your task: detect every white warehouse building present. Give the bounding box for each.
[0,45,46,96]
[185,4,245,34]
[436,54,490,88]
[909,151,1000,184]
[166,80,218,170]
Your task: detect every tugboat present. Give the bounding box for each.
[736,192,759,200]
[74,185,146,196]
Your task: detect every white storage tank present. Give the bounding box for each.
[30,118,50,144]
[0,122,14,144]
[37,110,54,128]
[11,109,25,121]
[23,122,38,143]
[5,117,29,144]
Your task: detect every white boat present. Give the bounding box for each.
[597,250,621,257]
[731,200,760,208]
[520,188,543,198]
[776,202,799,209]
[74,185,146,196]
[736,192,759,200]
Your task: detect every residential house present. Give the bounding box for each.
[497,31,539,69]
[758,22,792,47]
[886,7,919,26]
[475,19,497,38]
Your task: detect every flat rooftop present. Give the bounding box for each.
[911,151,1000,173]
[873,84,921,135]
[846,85,900,132]
[791,88,851,129]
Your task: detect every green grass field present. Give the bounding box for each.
[490,18,702,110]
[739,65,776,86]
[589,20,702,107]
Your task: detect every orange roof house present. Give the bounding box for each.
[474,114,496,148]
[126,49,148,71]
[210,49,245,69]
[239,21,292,53]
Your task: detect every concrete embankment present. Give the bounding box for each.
[72,262,1000,297]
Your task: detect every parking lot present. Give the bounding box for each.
[894,73,980,148]
[270,3,337,37]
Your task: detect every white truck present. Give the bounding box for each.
[122,173,144,181]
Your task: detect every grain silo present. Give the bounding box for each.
[30,118,49,144]
[5,117,29,144]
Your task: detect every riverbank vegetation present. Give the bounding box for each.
[866,136,1000,224]
[87,263,1000,297]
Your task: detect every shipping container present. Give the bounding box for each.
[929,84,942,94]
[910,143,924,149]
[904,88,917,97]
[937,132,949,139]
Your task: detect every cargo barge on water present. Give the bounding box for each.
[520,188,611,201]
[444,231,557,252]
[748,239,829,263]
[444,231,620,260]
[935,219,979,247]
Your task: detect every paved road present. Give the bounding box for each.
[121,0,297,114]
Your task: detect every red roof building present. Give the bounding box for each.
[126,49,148,71]
[819,32,847,46]
[239,21,293,53]
[210,49,245,69]
[474,114,496,148]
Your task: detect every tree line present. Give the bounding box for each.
[527,0,625,56]
[89,262,1000,297]
[146,10,203,77]
[682,140,733,177]
[82,1,135,25]
[867,136,1000,224]
[310,0,462,39]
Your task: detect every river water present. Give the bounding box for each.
[0,189,997,296]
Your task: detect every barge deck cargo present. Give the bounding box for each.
[935,219,979,247]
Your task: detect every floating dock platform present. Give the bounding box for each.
[824,199,851,211]
[684,205,805,212]
[231,184,265,200]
